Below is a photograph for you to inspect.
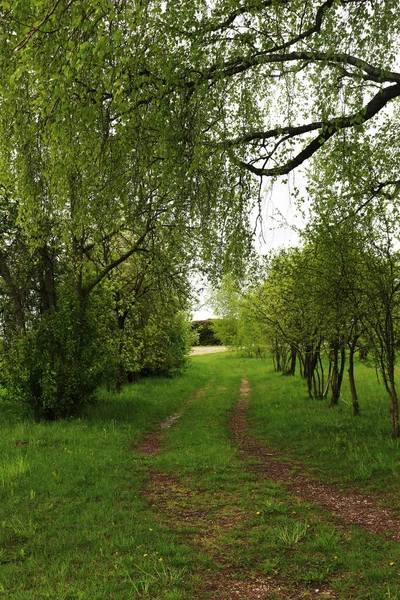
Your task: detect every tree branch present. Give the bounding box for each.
[221,121,323,147]
[14,0,77,52]
[233,82,400,176]
[0,251,25,332]
[255,0,336,56]
[81,229,153,297]
[201,0,277,34]
[218,50,400,84]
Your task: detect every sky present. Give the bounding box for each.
[192,174,306,320]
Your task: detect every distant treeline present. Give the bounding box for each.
[192,320,222,346]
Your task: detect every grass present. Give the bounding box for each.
[245,355,400,495]
[0,352,400,598]
[0,362,213,599]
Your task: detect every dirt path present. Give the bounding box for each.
[190,346,228,355]
[231,379,400,543]
[136,385,209,456]
[136,379,339,599]
[133,376,400,598]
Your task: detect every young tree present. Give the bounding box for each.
[304,129,400,433]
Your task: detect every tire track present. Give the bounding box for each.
[135,385,209,456]
[137,379,339,599]
[231,379,400,543]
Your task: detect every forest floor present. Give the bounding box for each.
[1,353,400,599]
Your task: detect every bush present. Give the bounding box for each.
[4,287,113,420]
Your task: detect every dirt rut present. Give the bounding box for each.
[231,379,400,543]
[137,379,339,599]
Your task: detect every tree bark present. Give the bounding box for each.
[305,343,322,398]
[38,246,56,313]
[348,341,360,416]
[390,384,400,438]
[0,251,25,333]
[286,344,296,375]
[388,365,400,438]
[323,359,332,399]
[331,340,346,406]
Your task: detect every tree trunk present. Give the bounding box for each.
[331,340,345,407]
[304,350,313,397]
[330,340,339,406]
[305,344,322,398]
[338,344,346,395]
[298,351,304,378]
[275,349,282,372]
[115,297,130,392]
[317,352,325,398]
[348,342,360,416]
[38,246,56,313]
[287,344,296,375]
[303,345,312,381]
[388,367,400,438]
[0,251,25,333]
[323,360,332,399]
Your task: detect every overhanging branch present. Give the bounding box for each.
[232,82,400,177]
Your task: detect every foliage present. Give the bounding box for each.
[303,130,400,434]
[138,310,193,377]
[215,218,400,435]
[191,320,222,346]
[0,0,259,417]
[111,253,195,385]
[0,0,400,418]
[4,284,115,420]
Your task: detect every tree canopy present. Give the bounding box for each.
[3,1,400,182]
[0,0,399,418]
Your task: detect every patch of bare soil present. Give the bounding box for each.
[144,470,337,600]
[231,379,400,543]
[144,471,246,545]
[202,575,337,600]
[135,431,164,455]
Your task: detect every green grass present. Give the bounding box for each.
[0,361,212,599]
[245,356,400,496]
[1,353,400,598]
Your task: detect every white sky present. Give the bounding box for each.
[192,173,306,320]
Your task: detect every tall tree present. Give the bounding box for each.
[0,1,256,417]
